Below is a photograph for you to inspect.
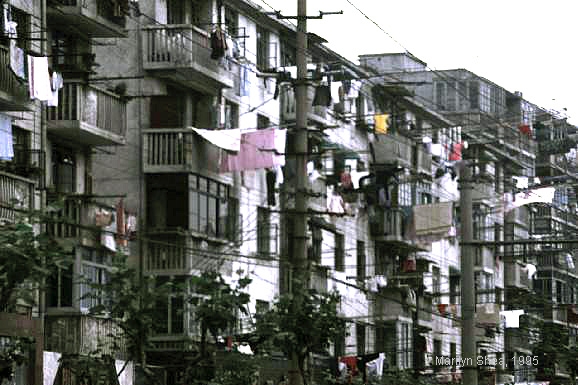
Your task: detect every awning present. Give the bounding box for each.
[319,139,360,159]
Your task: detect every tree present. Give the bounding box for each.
[0,217,70,383]
[253,290,346,385]
[88,263,252,384]
[0,220,70,310]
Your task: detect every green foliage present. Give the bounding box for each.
[253,289,346,378]
[87,253,169,368]
[189,270,252,342]
[209,351,260,385]
[0,220,70,309]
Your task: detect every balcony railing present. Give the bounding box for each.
[504,262,531,289]
[414,147,432,176]
[142,25,235,89]
[0,171,34,223]
[47,0,126,38]
[45,314,124,355]
[280,85,329,124]
[369,207,406,241]
[370,134,413,169]
[145,232,221,274]
[0,46,30,111]
[47,81,126,146]
[143,129,222,174]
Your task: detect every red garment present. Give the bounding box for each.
[340,171,353,189]
[402,259,416,272]
[339,356,358,377]
[438,304,448,314]
[449,142,463,161]
[519,124,531,135]
[116,199,126,246]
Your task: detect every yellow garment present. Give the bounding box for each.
[374,113,389,134]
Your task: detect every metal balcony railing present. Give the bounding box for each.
[47,81,126,138]
[0,171,34,223]
[0,46,29,110]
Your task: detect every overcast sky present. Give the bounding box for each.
[259,0,578,124]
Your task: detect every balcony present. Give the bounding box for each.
[45,314,123,355]
[47,81,127,146]
[46,195,120,249]
[506,330,532,353]
[414,146,432,176]
[369,207,407,243]
[280,85,332,126]
[142,25,236,91]
[0,46,31,111]
[504,262,531,290]
[0,171,34,223]
[47,0,127,38]
[143,129,221,174]
[145,232,221,275]
[370,134,412,169]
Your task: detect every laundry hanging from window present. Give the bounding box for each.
[374,113,389,134]
[210,27,228,60]
[28,55,53,101]
[312,83,331,107]
[0,113,14,161]
[220,128,286,172]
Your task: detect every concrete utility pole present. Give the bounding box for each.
[290,0,309,384]
[459,160,478,385]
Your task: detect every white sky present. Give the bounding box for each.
[259,0,578,124]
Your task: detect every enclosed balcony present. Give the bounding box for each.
[144,232,221,275]
[369,133,413,169]
[142,25,236,91]
[45,314,123,355]
[414,146,432,176]
[0,171,34,223]
[280,85,332,126]
[47,0,127,38]
[0,46,32,111]
[47,81,127,146]
[369,207,406,243]
[143,129,222,174]
[505,262,531,290]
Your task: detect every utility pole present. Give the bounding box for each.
[290,0,309,384]
[459,159,478,385]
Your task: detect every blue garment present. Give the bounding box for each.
[0,114,14,161]
[240,66,250,97]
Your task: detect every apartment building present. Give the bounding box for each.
[359,52,578,385]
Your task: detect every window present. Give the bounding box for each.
[79,248,112,310]
[450,343,457,371]
[224,100,239,129]
[469,81,480,110]
[309,226,322,263]
[334,233,344,272]
[166,0,185,24]
[257,114,270,129]
[255,299,269,316]
[154,277,185,335]
[399,322,412,369]
[52,148,76,193]
[1,6,30,50]
[150,93,185,128]
[190,175,238,241]
[257,207,270,256]
[280,39,295,67]
[450,274,460,305]
[356,323,365,355]
[397,182,412,206]
[435,82,446,110]
[432,266,441,303]
[356,241,365,279]
[256,25,270,71]
[47,264,73,308]
[433,339,442,372]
